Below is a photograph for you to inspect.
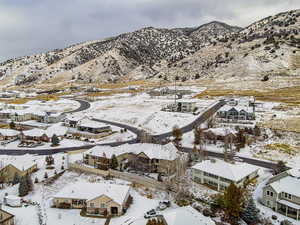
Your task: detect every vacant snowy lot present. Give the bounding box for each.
[87,93,216,134]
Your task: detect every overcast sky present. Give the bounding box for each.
[1,0,300,62]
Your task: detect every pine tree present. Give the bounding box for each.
[19,176,29,197]
[51,134,60,146]
[12,172,20,185]
[223,183,245,223]
[34,177,39,183]
[44,172,48,179]
[9,121,16,129]
[241,197,260,224]
[26,174,33,191]
[110,154,119,170]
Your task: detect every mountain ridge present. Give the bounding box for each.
[0,9,299,88]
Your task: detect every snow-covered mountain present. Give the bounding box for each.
[0,9,299,87]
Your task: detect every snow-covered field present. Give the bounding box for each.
[85,93,216,135]
[0,138,90,150]
[23,99,80,113]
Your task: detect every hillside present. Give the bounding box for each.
[0,9,299,89]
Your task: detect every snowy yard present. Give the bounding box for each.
[0,169,172,225]
[23,99,80,113]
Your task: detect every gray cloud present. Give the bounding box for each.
[0,0,300,61]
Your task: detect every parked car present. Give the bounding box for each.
[233,157,243,162]
[156,200,171,211]
[144,209,159,218]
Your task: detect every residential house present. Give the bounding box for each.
[192,159,259,191]
[217,105,255,121]
[53,182,131,217]
[77,118,112,134]
[0,129,19,141]
[41,112,65,124]
[203,127,238,143]
[0,209,14,225]
[163,100,197,113]
[46,124,68,139]
[83,143,184,175]
[64,114,87,128]
[21,128,49,142]
[262,168,300,220]
[160,206,215,225]
[0,155,37,183]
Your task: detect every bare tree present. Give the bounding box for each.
[172,125,182,149]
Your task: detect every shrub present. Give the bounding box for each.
[271,215,278,220]
[280,220,293,225]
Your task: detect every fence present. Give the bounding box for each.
[68,163,166,190]
[68,163,109,177]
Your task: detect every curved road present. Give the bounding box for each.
[65,99,91,114]
[0,98,279,170]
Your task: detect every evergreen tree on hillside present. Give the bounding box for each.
[19,176,29,197]
[241,197,260,224]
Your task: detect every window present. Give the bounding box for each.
[90,203,94,207]
[266,191,274,197]
[284,192,292,200]
[100,203,106,208]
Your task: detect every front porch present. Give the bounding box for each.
[277,200,300,220]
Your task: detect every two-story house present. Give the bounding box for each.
[83,143,184,175]
[192,159,259,191]
[217,105,255,121]
[262,168,300,220]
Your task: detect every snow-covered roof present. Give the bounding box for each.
[204,127,237,136]
[2,154,37,171]
[46,124,68,137]
[53,182,130,205]
[0,129,19,136]
[270,175,300,197]
[163,206,215,225]
[23,128,47,137]
[77,118,109,129]
[178,99,197,103]
[220,105,254,113]
[192,159,259,182]
[86,143,179,161]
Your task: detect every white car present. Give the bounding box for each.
[144,209,160,218]
[233,157,243,162]
[156,200,171,211]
